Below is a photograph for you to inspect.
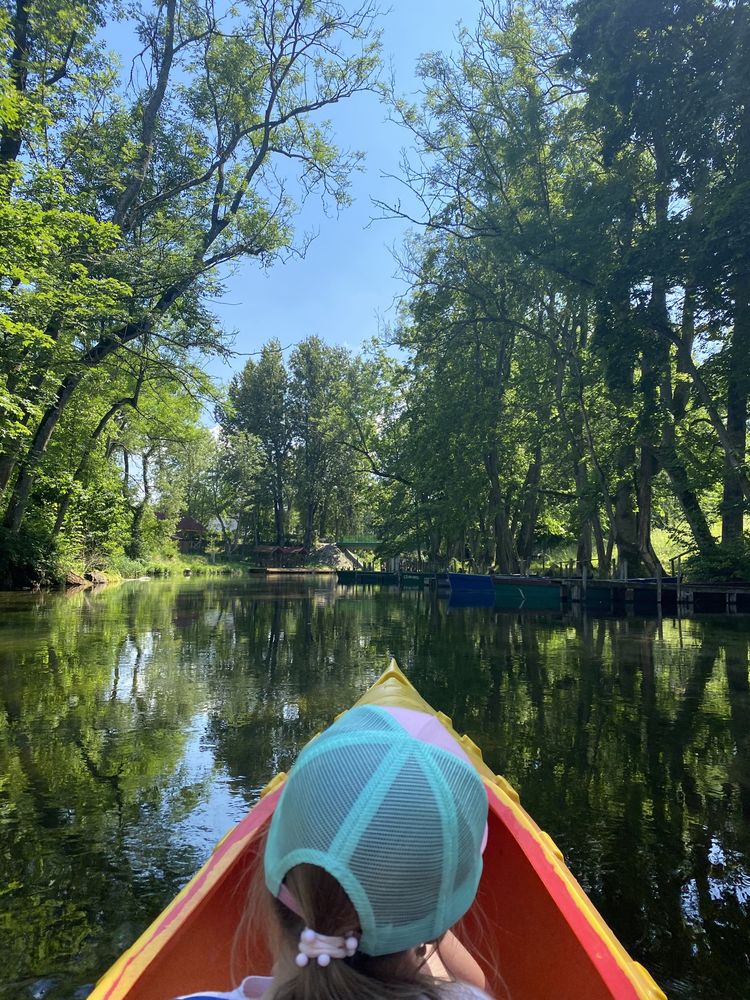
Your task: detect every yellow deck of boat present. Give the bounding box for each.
[90,661,667,1000]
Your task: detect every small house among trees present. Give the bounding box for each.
[251,545,308,568]
[174,516,208,554]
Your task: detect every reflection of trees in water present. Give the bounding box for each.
[0,582,748,999]
[0,583,217,997]
[399,605,749,998]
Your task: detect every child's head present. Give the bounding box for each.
[261,704,488,994]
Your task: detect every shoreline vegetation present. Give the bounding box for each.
[43,544,358,592]
[61,555,248,590]
[30,526,739,594]
[2,2,750,592]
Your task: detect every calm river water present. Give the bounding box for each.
[0,577,748,999]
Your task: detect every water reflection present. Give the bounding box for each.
[0,580,748,999]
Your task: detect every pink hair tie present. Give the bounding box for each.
[277,882,304,917]
[295,927,359,968]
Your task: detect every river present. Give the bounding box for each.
[0,577,748,999]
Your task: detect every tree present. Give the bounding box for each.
[0,0,381,543]
[381,0,750,573]
[565,0,750,547]
[227,340,292,544]
[177,428,265,554]
[288,337,352,547]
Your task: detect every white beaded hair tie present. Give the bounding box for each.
[296,927,359,967]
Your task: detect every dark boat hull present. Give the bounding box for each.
[492,575,562,610]
[336,570,399,585]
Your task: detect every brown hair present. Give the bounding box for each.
[232,821,501,1000]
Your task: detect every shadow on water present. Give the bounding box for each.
[0,579,748,999]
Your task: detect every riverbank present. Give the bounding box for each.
[105,553,248,582]
[5,553,251,591]
[47,542,356,591]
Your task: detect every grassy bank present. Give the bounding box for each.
[105,552,249,580]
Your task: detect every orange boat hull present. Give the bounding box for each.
[90,662,666,1000]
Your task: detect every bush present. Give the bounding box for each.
[0,524,64,588]
[683,538,750,583]
[107,554,148,579]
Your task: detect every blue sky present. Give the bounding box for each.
[201,1,480,381]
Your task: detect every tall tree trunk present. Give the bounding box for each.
[722,268,750,543]
[613,437,640,576]
[485,445,516,573]
[591,506,608,575]
[634,134,671,576]
[1,373,84,532]
[574,459,594,572]
[516,443,542,565]
[303,501,316,549]
[0,451,18,499]
[428,525,440,566]
[0,314,65,497]
[0,0,30,170]
[659,443,717,557]
[274,461,285,545]
[126,449,153,558]
[113,0,178,228]
[656,285,716,556]
[2,277,190,535]
[318,500,328,541]
[723,4,750,544]
[551,321,608,575]
[636,443,662,575]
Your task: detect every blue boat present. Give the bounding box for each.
[447,572,494,594]
[447,589,496,609]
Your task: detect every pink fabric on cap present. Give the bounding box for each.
[378,706,473,762]
[378,706,489,855]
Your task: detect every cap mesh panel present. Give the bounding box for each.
[264,705,488,956]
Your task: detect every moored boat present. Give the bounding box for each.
[447,572,494,594]
[264,567,335,575]
[90,661,666,1000]
[492,574,563,610]
[336,569,399,585]
[447,589,496,609]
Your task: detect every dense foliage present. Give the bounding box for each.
[371,0,750,576]
[2,0,749,584]
[0,0,380,584]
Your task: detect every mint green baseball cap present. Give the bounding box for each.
[264,704,488,956]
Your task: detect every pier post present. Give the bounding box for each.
[678,588,694,612]
[656,564,662,609]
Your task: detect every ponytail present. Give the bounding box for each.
[233,826,495,1000]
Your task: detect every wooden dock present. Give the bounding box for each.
[568,577,750,614]
[336,569,445,588]
[454,571,750,615]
